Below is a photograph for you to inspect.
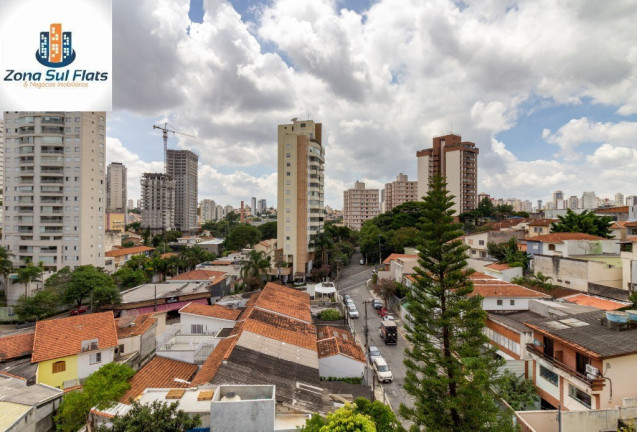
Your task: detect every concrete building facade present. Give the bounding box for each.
[343,181,379,231]
[277,118,324,276]
[106,162,127,212]
[1,111,106,271]
[140,173,175,235]
[0,118,4,231]
[383,173,418,212]
[417,133,479,214]
[200,199,216,222]
[166,150,198,233]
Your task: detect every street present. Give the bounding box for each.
[337,251,414,422]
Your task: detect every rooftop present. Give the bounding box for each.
[32,312,118,363]
[316,326,365,363]
[484,262,513,271]
[528,219,558,227]
[190,337,236,386]
[119,282,211,303]
[115,314,157,339]
[120,356,198,403]
[562,294,629,311]
[526,233,608,243]
[179,303,241,321]
[594,206,629,213]
[382,254,418,265]
[169,269,227,282]
[0,332,34,362]
[251,282,312,323]
[137,387,218,414]
[0,375,63,406]
[105,245,154,258]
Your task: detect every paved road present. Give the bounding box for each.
[337,252,414,424]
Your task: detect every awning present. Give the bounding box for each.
[134,298,208,314]
[315,283,336,295]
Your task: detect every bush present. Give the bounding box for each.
[319,309,342,321]
[320,376,363,385]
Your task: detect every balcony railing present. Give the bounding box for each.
[527,344,605,391]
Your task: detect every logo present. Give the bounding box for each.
[36,23,76,67]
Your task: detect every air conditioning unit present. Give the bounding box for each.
[585,364,599,377]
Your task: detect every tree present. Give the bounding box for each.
[257,221,277,240]
[371,278,398,308]
[353,397,405,432]
[15,261,43,298]
[0,245,14,293]
[400,176,512,432]
[63,265,118,307]
[44,266,72,298]
[551,208,613,238]
[495,370,539,411]
[55,363,135,432]
[487,238,530,269]
[92,283,121,309]
[299,403,376,432]
[240,250,271,288]
[99,400,201,432]
[389,227,421,253]
[113,266,149,289]
[14,289,58,321]
[225,224,261,250]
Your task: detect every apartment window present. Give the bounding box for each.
[510,300,515,306]
[478,240,484,245]
[191,324,204,334]
[497,299,503,306]
[568,384,591,408]
[89,352,102,364]
[286,172,290,176]
[286,153,291,158]
[52,361,66,373]
[539,365,558,386]
[286,162,290,167]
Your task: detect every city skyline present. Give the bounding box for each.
[105,0,637,209]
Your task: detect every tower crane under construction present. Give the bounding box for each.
[152,123,197,173]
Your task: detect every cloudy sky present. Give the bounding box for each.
[107,0,637,209]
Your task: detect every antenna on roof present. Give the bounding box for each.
[117,309,139,328]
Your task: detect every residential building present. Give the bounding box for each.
[200,199,216,222]
[463,230,525,259]
[417,133,479,214]
[527,219,558,238]
[526,233,619,258]
[104,245,154,272]
[115,313,159,369]
[620,237,637,293]
[140,172,175,236]
[106,162,127,212]
[469,273,550,312]
[610,221,627,241]
[128,199,134,210]
[0,376,63,432]
[166,150,198,233]
[316,326,366,379]
[31,312,118,389]
[615,193,624,207]
[568,195,579,209]
[552,190,564,209]
[251,197,256,216]
[581,191,597,209]
[594,205,629,221]
[483,263,523,282]
[136,199,142,209]
[258,198,267,213]
[277,118,324,276]
[382,173,418,212]
[1,112,107,272]
[626,195,637,207]
[343,181,379,231]
[178,302,240,337]
[106,211,125,232]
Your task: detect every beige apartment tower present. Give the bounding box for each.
[1,112,107,271]
[417,134,479,214]
[344,181,379,231]
[106,162,127,212]
[277,119,324,276]
[383,173,418,212]
[166,149,198,233]
[141,173,175,236]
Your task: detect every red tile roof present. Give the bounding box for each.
[625,221,637,228]
[160,253,178,259]
[528,219,558,227]
[210,260,233,265]
[0,332,34,361]
[120,356,198,403]
[382,254,418,264]
[253,282,312,323]
[169,270,226,281]
[526,233,608,243]
[595,206,628,213]
[179,303,241,321]
[115,314,157,339]
[563,294,627,311]
[469,282,550,299]
[469,272,497,280]
[32,312,118,363]
[610,221,627,229]
[484,263,513,271]
[190,337,236,386]
[316,326,365,363]
[105,246,154,258]
[242,319,317,351]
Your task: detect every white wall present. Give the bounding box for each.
[445,151,462,215]
[482,297,530,312]
[416,153,429,201]
[484,266,523,282]
[318,355,365,379]
[180,313,235,335]
[77,348,115,380]
[535,361,560,401]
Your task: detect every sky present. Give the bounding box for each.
[107,0,637,209]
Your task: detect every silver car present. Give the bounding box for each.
[368,345,382,363]
[348,304,359,318]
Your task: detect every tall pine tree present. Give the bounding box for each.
[400,176,513,432]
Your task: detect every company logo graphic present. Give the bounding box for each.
[35,23,76,67]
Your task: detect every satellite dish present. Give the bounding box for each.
[118,309,139,328]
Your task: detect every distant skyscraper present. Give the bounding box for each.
[417,134,479,214]
[615,193,625,207]
[128,199,134,210]
[568,195,579,210]
[344,181,379,231]
[258,199,267,213]
[141,173,175,235]
[1,111,106,271]
[200,199,216,222]
[166,150,198,233]
[136,199,142,209]
[251,197,257,216]
[581,191,597,209]
[383,173,418,212]
[537,200,543,210]
[277,118,324,275]
[106,162,127,212]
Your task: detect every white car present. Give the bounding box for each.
[373,357,393,383]
[382,314,395,321]
[359,258,365,265]
[348,304,359,318]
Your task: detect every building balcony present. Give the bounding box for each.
[527,344,605,392]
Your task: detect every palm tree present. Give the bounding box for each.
[240,250,271,287]
[533,272,555,298]
[0,246,15,293]
[15,261,43,298]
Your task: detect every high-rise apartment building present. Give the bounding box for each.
[140,173,175,235]
[0,118,4,231]
[277,118,324,275]
[200,199,216,222]
[251,197,257,216]
[581,191,597,209]
[615,193,625,207]
[343,181,379,231]
[383,173,418,212]
[567,195,579,210]
[258,199,267,213]
[166,150,198,233]
[417,134,479,214]
[127,199,134,210]
[1,112,106,271]
[106,162,127,212]
[136,199,142,209]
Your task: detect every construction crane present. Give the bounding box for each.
[152,123,197,173]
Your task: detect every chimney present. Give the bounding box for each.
[240,201,245,223]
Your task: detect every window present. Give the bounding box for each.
[191,324,204,334]
[569,384,591,408]
[539,365,558,386]
[52,361,66,373]
[89,352,102,364]
[497,299,503,306]
[478,240,484,245]
[510,300,515,306]
[81,338,98,352]
[548,244,556,251]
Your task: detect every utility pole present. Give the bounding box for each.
[377,235,382,265]
[363,299,373,400]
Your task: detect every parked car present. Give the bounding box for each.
[342,294,352,304]
[382,314,395,321]
[372,299,383,309]
[368,345,382,364]
[373,357,393,383]
[359,258,365,265]
[345,299,355,309]
[347,304,359,318]
[377,308,389,317]
[71,305,89,315]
